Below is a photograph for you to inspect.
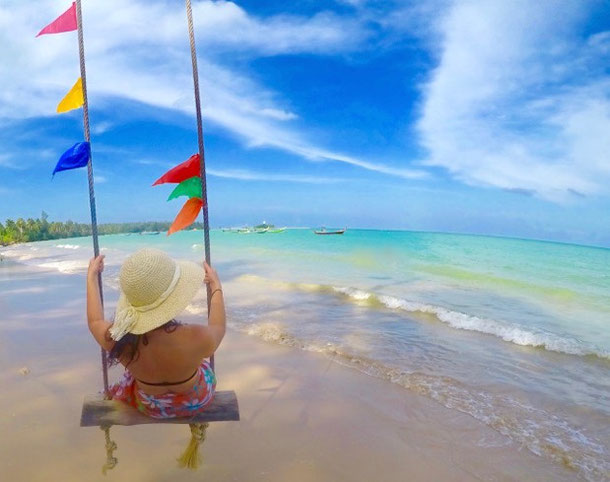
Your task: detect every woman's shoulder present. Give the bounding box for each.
[167,322,211,344]
[176,323,216,357]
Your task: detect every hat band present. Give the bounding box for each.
[110,264,182,341]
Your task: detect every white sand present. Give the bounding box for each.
[0,261,574,481]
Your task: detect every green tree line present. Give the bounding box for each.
[0,212,202,246]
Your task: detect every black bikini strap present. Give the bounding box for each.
[136,369,198,387]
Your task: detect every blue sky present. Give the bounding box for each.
[1,0,609,246]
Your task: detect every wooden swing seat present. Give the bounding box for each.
[80,390,239,426]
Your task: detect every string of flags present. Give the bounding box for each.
[36,2,88,174]
[39,2,204,236]
[153,154,205,235]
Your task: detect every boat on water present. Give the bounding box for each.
[314,227,346,235]
[232,222,285,234]
[236,227,268,234]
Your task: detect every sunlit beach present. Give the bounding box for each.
[1,0,609,481]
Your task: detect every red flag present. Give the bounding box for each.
[36,2,77,37]
[153,154,201,186]
[168,198,204,235]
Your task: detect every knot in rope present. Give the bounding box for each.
[100,425,118,475]
[177,422,209,469]
[190,422,208,442]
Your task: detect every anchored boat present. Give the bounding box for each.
[314,227,346,235]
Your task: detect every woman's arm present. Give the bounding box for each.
[205,261,226,349]
[191,262,226,358]
[86,255,114,351]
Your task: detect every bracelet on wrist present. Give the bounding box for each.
[209,288,223,300]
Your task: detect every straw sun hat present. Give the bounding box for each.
[109,248,203,341]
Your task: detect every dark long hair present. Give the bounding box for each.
[107,319,181,367]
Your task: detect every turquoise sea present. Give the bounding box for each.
[2,229,609,480]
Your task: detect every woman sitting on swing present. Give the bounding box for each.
[86,248,225,419]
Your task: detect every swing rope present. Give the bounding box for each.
[185,0,214,339]
[177,422,210,469]
[75,0,110,395]
[101,425,118,475]
[186,0,211,271]
[183,1,213,467]
[77,0,214,471]
[75,0,116,472]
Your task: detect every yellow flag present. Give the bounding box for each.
[57,77,84,113]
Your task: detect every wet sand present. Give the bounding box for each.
[0,260,574,481]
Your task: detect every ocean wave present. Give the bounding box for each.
[0,249,36,261]
[37,259,89,274]
[237,275,610,361]
[332,287,610,360]
[2,243,124,275]
[55,244,81,250]
[237,320,609,481]
[0,246,88,274]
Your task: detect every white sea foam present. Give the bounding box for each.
[55,244,80,250]
[235,274,609,360]
[331,287,610,360]
[0,249,36,261]
[1,244,89,274]
[237,320,609,481]
[37,260,88,274]
[184,303,206,315]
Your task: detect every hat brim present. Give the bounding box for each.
[115,260,203,335]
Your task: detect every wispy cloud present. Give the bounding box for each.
[416,0,610,201]
[208,168,342,184]
[0,155,15,168]
[0,154,25,170]
[0,1,419,180]
[91,121,114,135]
[133,158,345,184]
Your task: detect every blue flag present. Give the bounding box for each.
[53,142,90,176]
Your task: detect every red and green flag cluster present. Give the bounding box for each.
[37,2,89,176]
[153,154,205,235]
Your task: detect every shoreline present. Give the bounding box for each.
[2,225,609,251]
[0,258,578,480]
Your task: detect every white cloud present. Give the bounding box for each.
[208,168,341,184]
[91,121,114,135]
[259,109,298,121]
[0,155,15,168]
[0,154,26,170]
[416,0,610,201]
[133,158,346,184]
[0,1,422,180]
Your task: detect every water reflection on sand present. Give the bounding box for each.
[0,261,578,481]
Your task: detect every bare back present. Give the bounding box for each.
[119,323,215,396]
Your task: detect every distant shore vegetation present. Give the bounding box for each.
[0,212,202,246]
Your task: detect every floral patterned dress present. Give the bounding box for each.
[108,360,216,419]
